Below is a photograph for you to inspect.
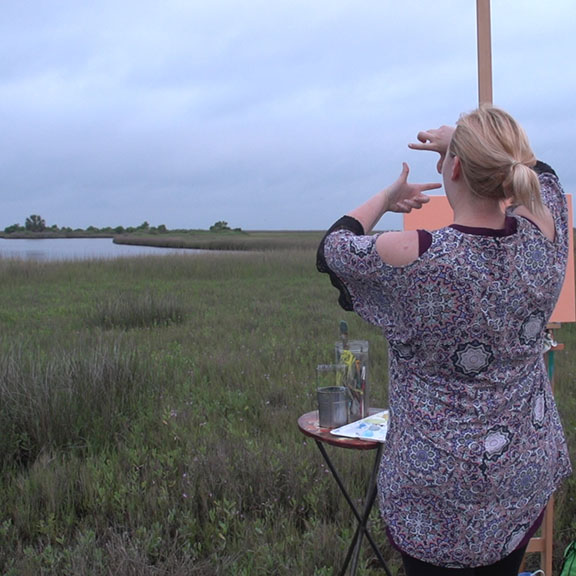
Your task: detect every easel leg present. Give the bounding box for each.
[543,497,554,576]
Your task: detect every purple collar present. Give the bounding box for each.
[449,216,517,237]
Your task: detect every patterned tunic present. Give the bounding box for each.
[317,163,572,567]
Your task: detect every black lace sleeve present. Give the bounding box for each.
[533,160,557,178]
[316,216,365,311]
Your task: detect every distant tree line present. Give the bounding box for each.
[209,220,242,232]
[3,215,241,235]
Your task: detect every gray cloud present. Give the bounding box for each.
[0,0,574,230]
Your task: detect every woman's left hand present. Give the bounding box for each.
[382,163,441,213]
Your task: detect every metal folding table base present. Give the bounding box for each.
[315,440,391,576]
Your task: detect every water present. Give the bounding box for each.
[0,238,204,261]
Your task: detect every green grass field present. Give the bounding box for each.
[0,239,573,575]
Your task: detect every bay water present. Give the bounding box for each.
[0,238,204,261]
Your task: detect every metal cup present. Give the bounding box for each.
[316,385,349,428]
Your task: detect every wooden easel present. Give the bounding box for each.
[476,0,493,105]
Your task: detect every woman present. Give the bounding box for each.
[317,106,572,575]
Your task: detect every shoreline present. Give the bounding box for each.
[0,230,325,252]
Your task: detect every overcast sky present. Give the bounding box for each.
[1,1,574,231]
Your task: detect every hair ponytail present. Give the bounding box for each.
[450,106,545,217]
[504,161,545,216]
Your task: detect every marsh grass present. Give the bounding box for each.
[114,230,325,252]
[0,244,572,575]
[0,334,158,467]
[89,290,186,329]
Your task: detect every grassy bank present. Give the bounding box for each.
[113,230,325,251]
[0,246,573,575]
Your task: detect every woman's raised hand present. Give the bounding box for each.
[409,125,455,173]
[383,163,441,214]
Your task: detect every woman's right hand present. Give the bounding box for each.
[408,125,455,173]
[381,162,440,214]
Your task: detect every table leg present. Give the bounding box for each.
[349,445,387,574]
[315,441,391,576]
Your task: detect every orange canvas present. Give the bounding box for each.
[403,195,575,323]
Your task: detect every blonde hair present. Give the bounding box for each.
[449,106,543,215]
